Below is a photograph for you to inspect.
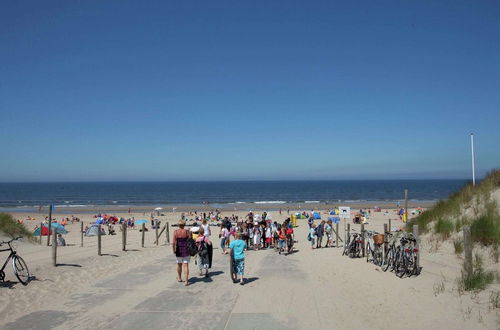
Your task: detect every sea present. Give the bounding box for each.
[0,180,468,212]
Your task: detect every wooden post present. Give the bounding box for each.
[463,226,473,277]
[155,220,159,246]
[346,223,350,244]
[335,222,339,248]
[413,224,420,271]
[47,204,53,246]
[361,223,365,257]
[141,223,145,248]
[388,218,392,233]
[80,222,84,247]
[122,222,127,251]
[404,189,409,223]
[155,225,166,245]
[383,223,388,256]
[52,228,57,266]
[97,224,102,256]
[167,222,170,245]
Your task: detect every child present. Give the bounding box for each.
[227,232,247,285]
[310,224,316,249]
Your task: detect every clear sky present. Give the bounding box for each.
[1,1,499,182]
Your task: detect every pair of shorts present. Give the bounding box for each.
[265,237,272,244]
[176,256,190,264]
[233,258,245,275]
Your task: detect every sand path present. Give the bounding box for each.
[0,211,498,329]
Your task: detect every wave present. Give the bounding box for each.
[254,201,287,204]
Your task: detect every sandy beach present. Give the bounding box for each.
[0,208,498,329]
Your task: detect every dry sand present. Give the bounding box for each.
[0,209,498,329]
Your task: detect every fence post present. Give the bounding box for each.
[404,189,409,223]
[388,218,392,233]
[346,223,350,245]
[141,223,145,248]
[361,223,365,257]
[80,222,84,247]
[122,222,127,251]
[383,223,388,256]
[155,220,159,246]
[47,204,53,246]
[463,226,473,277]
[52,228,57,266]
[97,224,102,256]
[413,224,420,271]
[166,222,170,245]
[335,222,339,248]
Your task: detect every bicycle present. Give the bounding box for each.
[0,236,30,285]
[365,231,384,266]
[342,230,362,258]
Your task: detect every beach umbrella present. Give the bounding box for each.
[134,219,148,226]
[95,217,105,225]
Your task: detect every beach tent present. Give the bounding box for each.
[328,217,341,224]
[33,223,67,236]
[329,209,339,215]
[95,217,105,225]
[85,224,101,236]
[313,212,321,219]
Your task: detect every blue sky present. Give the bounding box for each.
[1,1,499,182]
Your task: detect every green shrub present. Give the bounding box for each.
[453,238,464,256]
[435,218,454,239]
[0,213,33,239]
[471,205,500,246]
[459,253,496,292]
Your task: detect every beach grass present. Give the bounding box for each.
[458,253,497,292]
[0,213,33,239]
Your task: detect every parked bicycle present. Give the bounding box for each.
[342,230,363,258]
[382,232,420,277]
[0,236,30,285]
[365,231,384,266]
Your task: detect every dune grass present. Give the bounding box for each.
[470,203,500,246]
[407,169,500,238]
[0,213,33,239]
[458,253,496,292]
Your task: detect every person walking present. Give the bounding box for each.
[227,232,247,285]
[309,223,316,249]
[325,220,333,247]
[195,228,212,277]
[201,219,211,238]
[219,225,230,254]
[172,220,191,286]
[316,220,325,248]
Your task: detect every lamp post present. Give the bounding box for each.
[470,133,476,186]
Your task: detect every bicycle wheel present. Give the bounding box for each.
[396,251,407,278]
[12,255,30,285]
[374,246,383,266]
[405,251,415,276]
[365,242,372,263]
[382,248,392,271]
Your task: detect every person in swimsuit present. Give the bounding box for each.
[172,220,191,286]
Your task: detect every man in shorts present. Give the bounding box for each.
[227,232,247,285]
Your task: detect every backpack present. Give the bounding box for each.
[187,237,198,256]
[198,239,208,257]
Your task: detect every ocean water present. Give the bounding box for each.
[0,180,468,210]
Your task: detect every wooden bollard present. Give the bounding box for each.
[122,222,127,251]
[155,221,159,246]
[166,222,170,245]
[383,224,388,256]
[52,228,57,266]
[388,218,392,233]
[141,223,145,248]
[413,224,420,271]
[80,222,84,247]
[361,223,365,258]
[346,223,350,244]
[335,222,339,248]
[463,226,473,277]
[97,224,102,256]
